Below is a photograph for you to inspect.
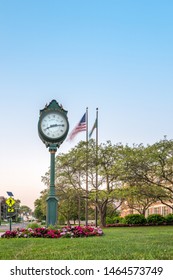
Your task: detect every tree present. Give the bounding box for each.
[121,139,173,211]
[93,141,124,226]
[41,140,124,227]
[41,142,88,225]
[34,198,46,221]
[122,184,158,216]
[57,187,85,225]
[19,204,32,221]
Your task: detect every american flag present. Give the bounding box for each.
[67,113,86,141]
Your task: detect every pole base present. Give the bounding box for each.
[46,196,58,226]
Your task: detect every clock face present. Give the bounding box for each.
[40,112,68,139]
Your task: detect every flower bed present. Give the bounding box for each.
[1,226,103,239]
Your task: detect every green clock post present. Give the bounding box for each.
[38,100,69,226]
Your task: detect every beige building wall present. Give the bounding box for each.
[120,201,173,217]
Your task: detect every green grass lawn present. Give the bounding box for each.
[0,226,173,260]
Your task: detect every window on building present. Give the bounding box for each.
[154,207,160,214]
[162,206,168,216]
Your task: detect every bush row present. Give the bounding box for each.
[106,214,173,227]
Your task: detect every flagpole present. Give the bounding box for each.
[95,108,98,227]
[85,107,89,226]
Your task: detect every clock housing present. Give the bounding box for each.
[38,100,69,147]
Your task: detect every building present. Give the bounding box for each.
[120,200,173,217]
[0,196,6,221]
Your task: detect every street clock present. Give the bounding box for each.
[38,99,69,226]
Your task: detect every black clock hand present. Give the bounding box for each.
[45,124,65,130]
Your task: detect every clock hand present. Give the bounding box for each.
[45,124,65,130]
[51,124,65,127]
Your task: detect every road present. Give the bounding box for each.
[0,222,29,233]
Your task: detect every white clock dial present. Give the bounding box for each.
[40,112,67,139]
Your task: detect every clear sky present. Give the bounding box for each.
[0,0,173,210]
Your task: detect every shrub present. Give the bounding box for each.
[106,216,125,225]
[47,225,59,230]
[146,214,165,225]
[113,216,125,224]
[106,217,114,225]
[26,222,40,229]
[58,216,66,225]
[165,214,173,224]
[124,214,146,225]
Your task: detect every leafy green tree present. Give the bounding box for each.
[41,143,87,225]
[120,139,173,211]
[20,205,32,214]
[89,141,124,226]
[34,192,47,221]
[41,140,124,227]
[122,184,158,216]
[57,187,85,225]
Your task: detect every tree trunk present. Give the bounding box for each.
[100,211,106,227]
[97,199,108,227]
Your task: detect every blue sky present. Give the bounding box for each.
[0,0,173,209]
